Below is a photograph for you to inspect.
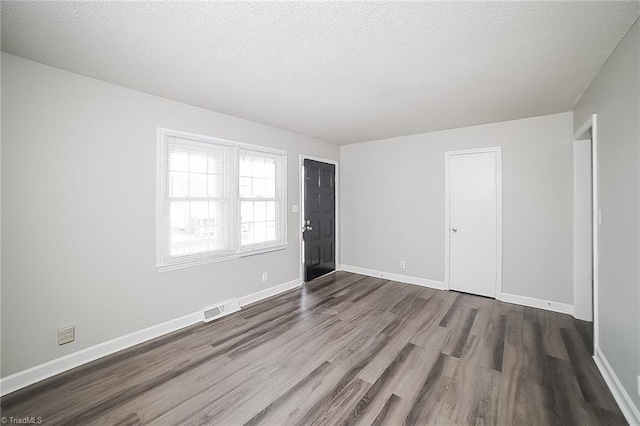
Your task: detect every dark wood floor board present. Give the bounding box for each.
[438,293,464,327]
[502,301,525,347]
[0,317,236,415]
[291,335,394,426]
[1,272,625,426]
[409,319,451,353]
[541,354,590,426]
[521,319,549,385]
[438,361,502,425]
[154,348,328,425]
[355,321,420,385]
[88,356,251,426]
[403,352,460,425]
[560,327,621,413]
[468,300,495,338]
[385,345,442,402]
[497,343,549,425]
[370,393,412,426]
[241,361,340,426]
[340,343,417,425]
[359,280,421,311]
[441,308,478,358]
[4,338,233,424]
[243,360,361,426]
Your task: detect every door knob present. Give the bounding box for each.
[451,227,458,233]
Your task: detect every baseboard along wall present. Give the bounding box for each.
[338,264,446,290]
[0,278,302,397]
[594,347,640,425]
[339,264,574,316]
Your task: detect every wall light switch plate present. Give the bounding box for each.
[292,205,299,213]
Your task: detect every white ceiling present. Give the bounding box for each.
[2,2,639,145]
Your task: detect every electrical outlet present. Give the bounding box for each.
[262,272,268,282]
[400,261,406,269]
[58,326,75,345]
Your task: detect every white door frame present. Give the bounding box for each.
[574,114,599,352]
[299,155,340,283]
[445,147,503,297]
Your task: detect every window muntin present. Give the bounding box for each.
[158,130,286,270]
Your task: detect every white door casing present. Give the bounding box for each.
[574,114,598,353]
[445,147,502,298]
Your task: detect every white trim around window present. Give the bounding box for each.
[156,128,287,272]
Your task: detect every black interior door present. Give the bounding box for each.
[303,159,336,282]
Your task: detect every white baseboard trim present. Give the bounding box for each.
[0,278,303,397]
[499,292,574,315]
[339,264,446,290]
[594,347,640,425]
[238,278,302,307]
[0,311,201,397]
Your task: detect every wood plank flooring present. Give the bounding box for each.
[1,272,626,425]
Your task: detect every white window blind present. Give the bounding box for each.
[157,129,287,271]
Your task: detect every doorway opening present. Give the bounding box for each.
[574,114,599,355]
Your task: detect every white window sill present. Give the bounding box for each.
[157,243,288,273]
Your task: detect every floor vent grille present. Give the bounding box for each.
[202,298,241,323]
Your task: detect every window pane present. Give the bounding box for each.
[252,178,265,197]
[239,177,252,197]
[170,151,189,172]
[266,221,276,241]
[241,201,254,224]
[253,157,265,178]
[265,158,276,179]
[189,173,207,197]
[254,221,267,243]
[190,201,208,220]
[208,153,223,174]
[189,153,207,173]
[265,179,275,198]
[266,201,276,221]
[254,201,266,222]
[169,201,227,256]
[169,172,189,197]
[170,201,189,228]
[241,222,253,245]
[240,155,252,177]
[208,174,222,198]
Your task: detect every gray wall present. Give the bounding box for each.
[340,111,574,304]
[1,53,339,376]
[574,18,640,412]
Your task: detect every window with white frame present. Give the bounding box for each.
[158,129,286,270]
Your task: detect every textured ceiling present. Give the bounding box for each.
[2,2,639,145]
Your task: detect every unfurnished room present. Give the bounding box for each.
[1,1,639,425]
